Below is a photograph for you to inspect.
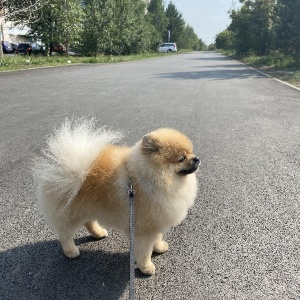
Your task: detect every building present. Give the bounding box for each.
[0,14,30,45]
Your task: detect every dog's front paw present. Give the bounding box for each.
[138,262,156,276]
[64,247,80,258]
[153,241,169,254]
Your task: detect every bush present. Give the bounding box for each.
[237,52,298,70]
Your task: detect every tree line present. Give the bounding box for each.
[1,0,207,56]
[215,0,300,63]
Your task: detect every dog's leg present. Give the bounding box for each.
[153,233,169,254]
[135,234,158,275]
[84,220,108,239]
[59,234,80,258]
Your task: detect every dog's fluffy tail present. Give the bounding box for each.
[33,118,122,206]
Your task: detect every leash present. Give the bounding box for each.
[128,178,135,300]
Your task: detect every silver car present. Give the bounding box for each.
[158,43,177,53]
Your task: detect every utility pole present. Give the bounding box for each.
[0,5,4,58]
[0,21,4,59]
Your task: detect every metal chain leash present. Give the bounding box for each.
[128,178,135,300]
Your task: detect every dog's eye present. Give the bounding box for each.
[178,156,187,163]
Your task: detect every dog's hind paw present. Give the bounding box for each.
[85,221,108,239]
[92,228,108,239]
[153,240,169,254]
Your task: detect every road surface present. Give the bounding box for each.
[0,52,299,299]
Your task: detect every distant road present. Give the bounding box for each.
[1,52,299,300]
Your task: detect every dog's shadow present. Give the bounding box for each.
[1,236,134,300]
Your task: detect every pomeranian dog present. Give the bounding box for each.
[34,118,200,275]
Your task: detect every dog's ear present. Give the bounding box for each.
[141,135,159,154]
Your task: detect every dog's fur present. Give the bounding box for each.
[34,118,199,275]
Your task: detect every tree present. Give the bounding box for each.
[215,29,234,50]
[29,0,83,54]
[165,1,185,47]
[276,0,300,61]
[0,0,47,24]
[208,43,216,51]
[81,0,114,56]
[146,0,168,50]
[179,25,199,50]
[198,38,207,51]
[81,0,151,56]
[228,0,277,55]
[59,0,84,52]
[0,0,48,58]
[1,0,205,56]
[108,0,150,55]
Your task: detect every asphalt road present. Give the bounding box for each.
[0,52,299,300]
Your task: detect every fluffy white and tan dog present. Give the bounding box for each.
[34,118,199,275]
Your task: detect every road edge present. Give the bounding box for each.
[230,56,300,92]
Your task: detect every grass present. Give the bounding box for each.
[0,52,167,72]
[0,55,78,71]
[220,50,300,88]
[245,55,300,88]
[0,49,194,72]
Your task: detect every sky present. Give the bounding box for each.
[165,0,240,45]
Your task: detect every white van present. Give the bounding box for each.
[158,43,177,53]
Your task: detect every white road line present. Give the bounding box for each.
[230,56,300,92]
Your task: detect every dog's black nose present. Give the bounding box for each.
[193,157,200,165]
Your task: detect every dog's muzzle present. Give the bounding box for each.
[179,156,201,175]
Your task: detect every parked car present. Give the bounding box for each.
[67,47,77,56]
[2,41,14,54]
[16,43,45,55]
[158,43,177,53]
[50,42,66,54]
[11,43,18,53]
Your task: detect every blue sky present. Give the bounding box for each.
[165,0,240,45]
